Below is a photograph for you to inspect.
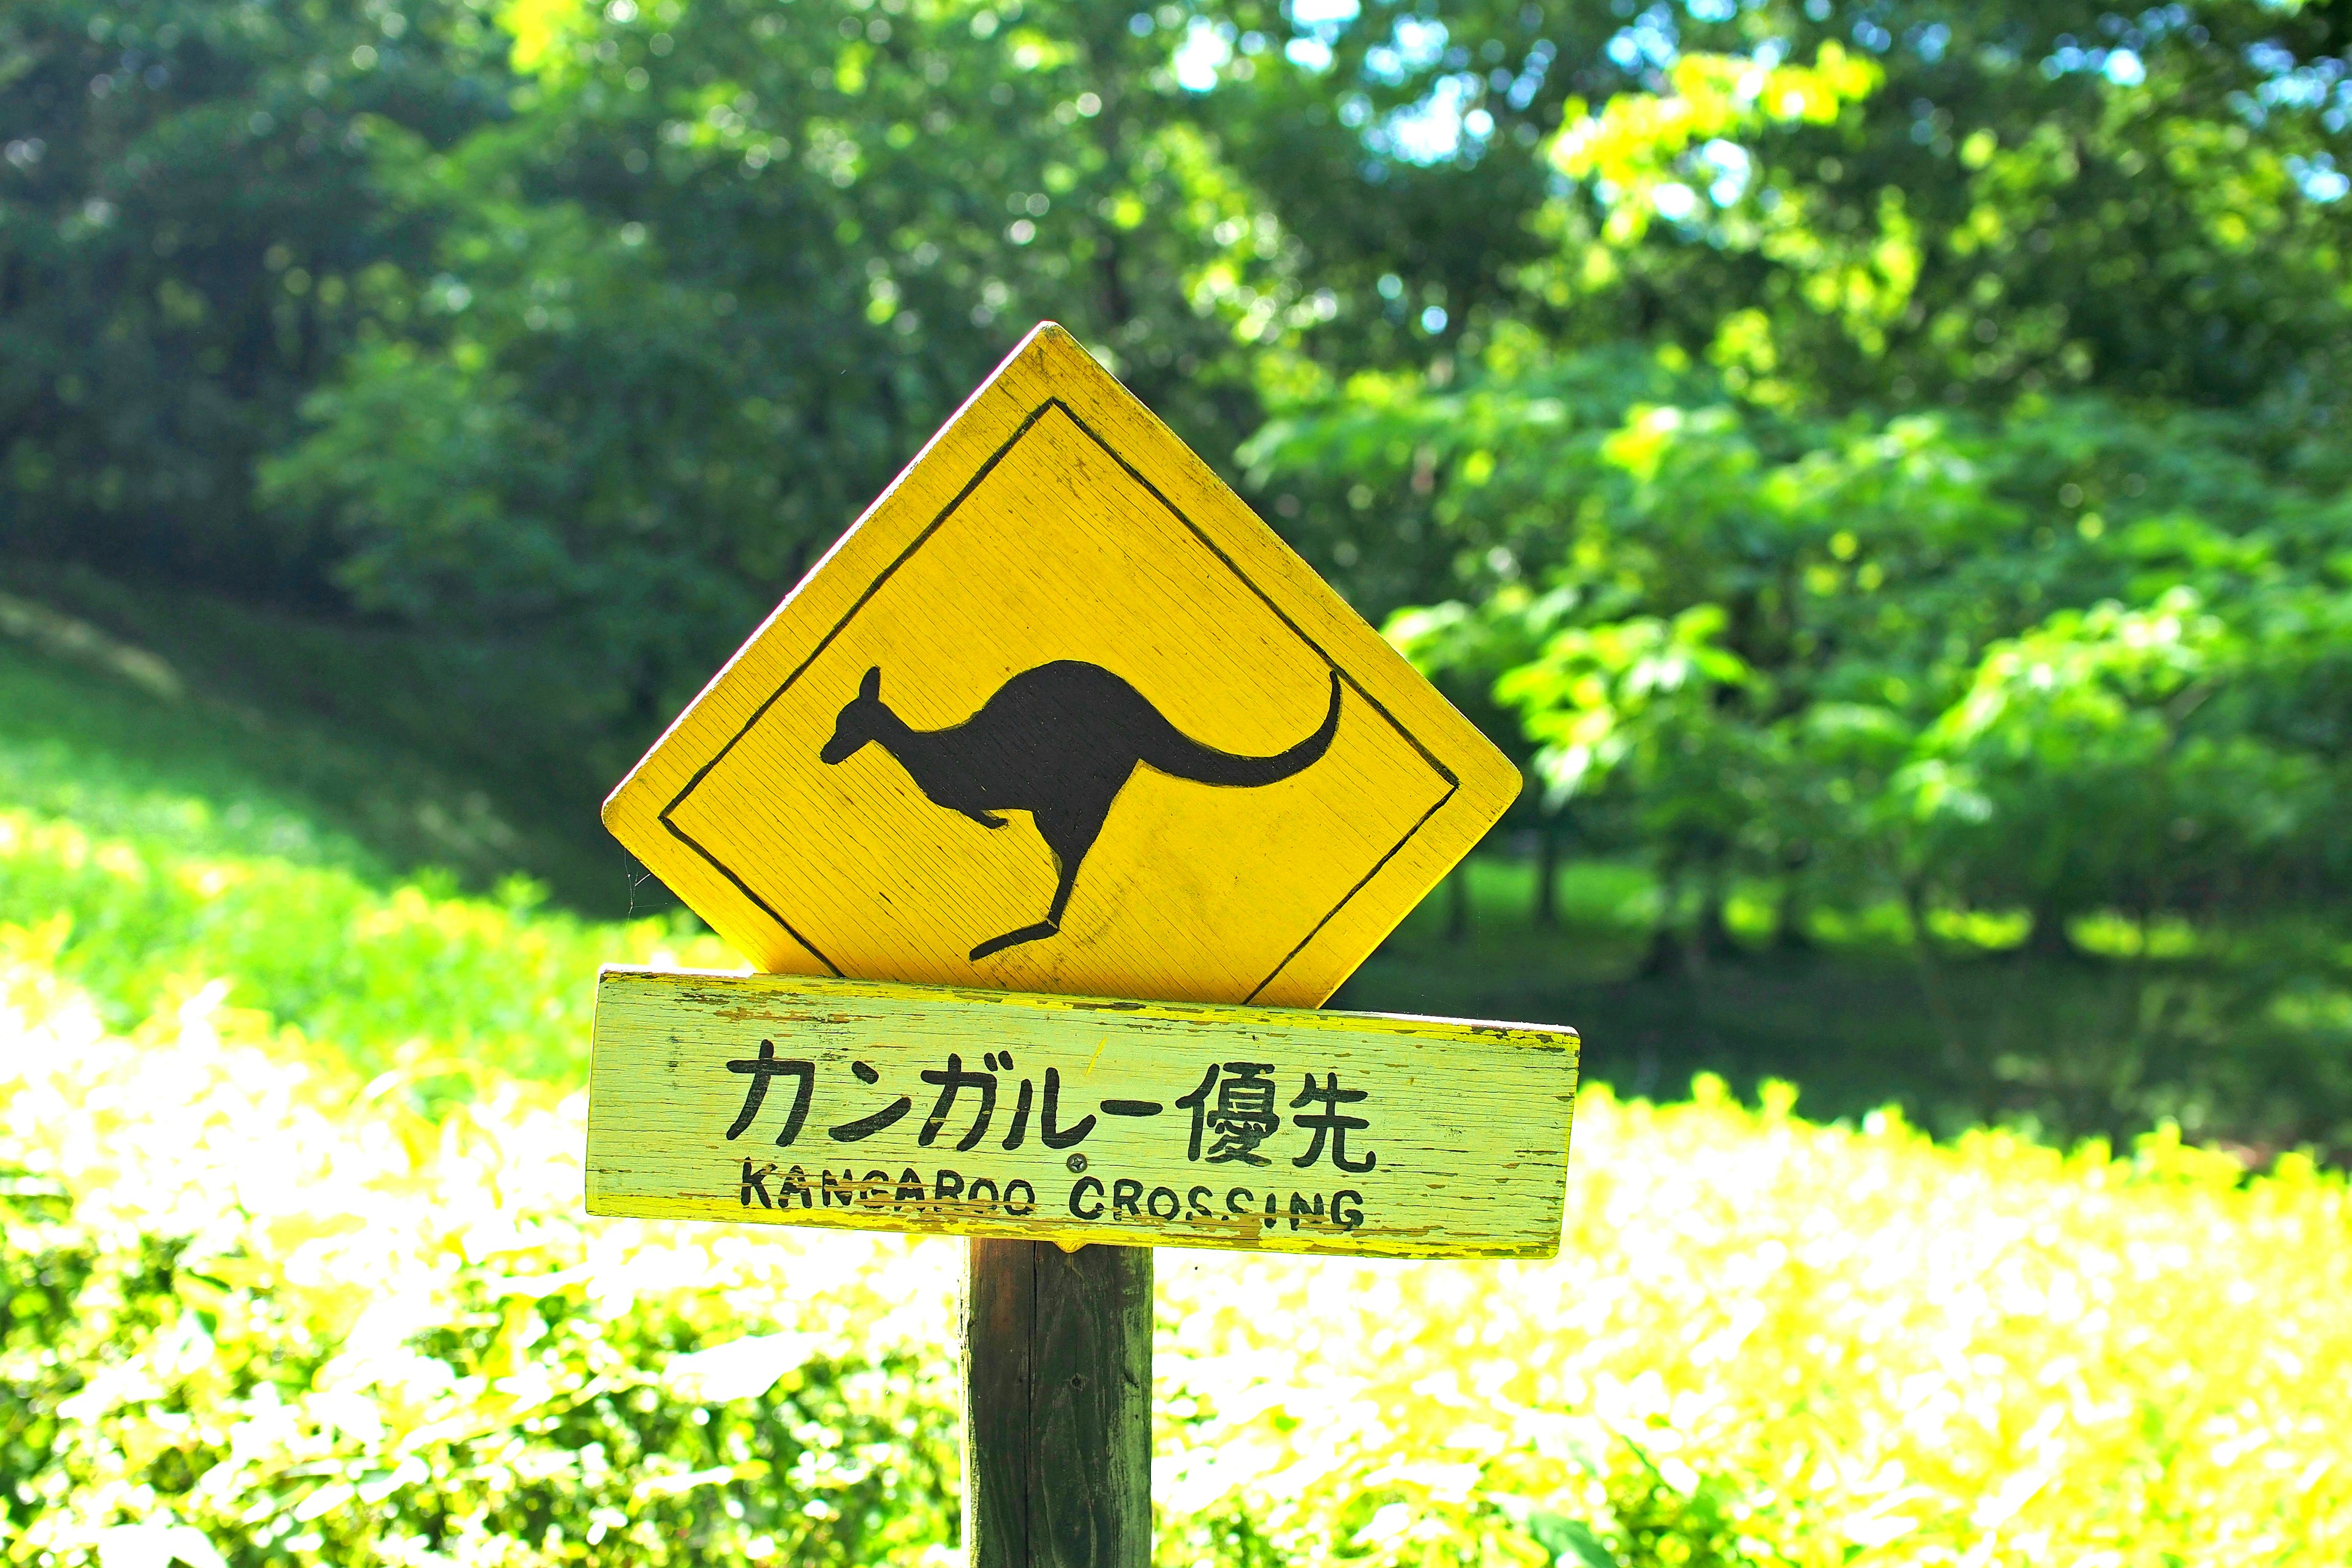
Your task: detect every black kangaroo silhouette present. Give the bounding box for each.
[821,660,1343,961]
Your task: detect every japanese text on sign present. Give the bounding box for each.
[587,967,1578,1261]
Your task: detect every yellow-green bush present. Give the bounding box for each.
[1157,1079,2352,1565]
[6,935,2348,1567]
[0,949,957,1567]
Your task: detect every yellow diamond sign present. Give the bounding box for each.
[605,322,1520,1008]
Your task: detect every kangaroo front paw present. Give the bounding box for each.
[974,812,1009,829]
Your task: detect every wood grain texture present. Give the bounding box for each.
[964,1240,1152,1568]
[586,965,1578,1260]
[599,321,1520,1010]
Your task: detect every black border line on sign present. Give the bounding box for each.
[658,396,1459,1002]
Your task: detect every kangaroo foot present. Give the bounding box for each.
[970,920,1060,962]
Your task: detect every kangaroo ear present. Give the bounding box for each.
[859,666,882,700]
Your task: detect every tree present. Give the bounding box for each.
[262,0,1336,722]
[0,0,508,594]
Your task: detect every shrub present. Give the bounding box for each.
[1155,1077,2352,1566]
[0,952,956,1566]
[5,938,2348,1566]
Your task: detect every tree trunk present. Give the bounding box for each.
[1773,872,1815,952]
[1532,815,1561,929]
[1636,864,1681,978]
[1901,878,1969,1078]
[2022,902,2076,961]
[1688,876,1733,973]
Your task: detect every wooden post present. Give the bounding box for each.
[584,323,1545,1567]
[963,1239,1153,1568]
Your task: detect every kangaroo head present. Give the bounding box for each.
[821,667,889,764]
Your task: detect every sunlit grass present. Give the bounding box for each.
[0,807,731,1080]
[0,634,731,1078]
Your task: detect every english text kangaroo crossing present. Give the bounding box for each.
[821,661,1344,960]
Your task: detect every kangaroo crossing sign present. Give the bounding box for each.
[587,968,1576,1259]
[595,321,1572,1259]
[605,323,1521,1008]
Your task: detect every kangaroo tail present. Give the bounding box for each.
[1137,671,1343,787]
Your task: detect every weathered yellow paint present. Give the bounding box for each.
[602,322,1520,1009]
[587,967,1578,1260]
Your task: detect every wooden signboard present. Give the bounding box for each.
[593,322,1573,1567]
[588,966,1578,1259]
[601,323,1521,1011]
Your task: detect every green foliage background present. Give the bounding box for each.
[7,0,2352,1142]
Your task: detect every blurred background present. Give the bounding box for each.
[10,6,2352,1562]
[6,0,2351,1154]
